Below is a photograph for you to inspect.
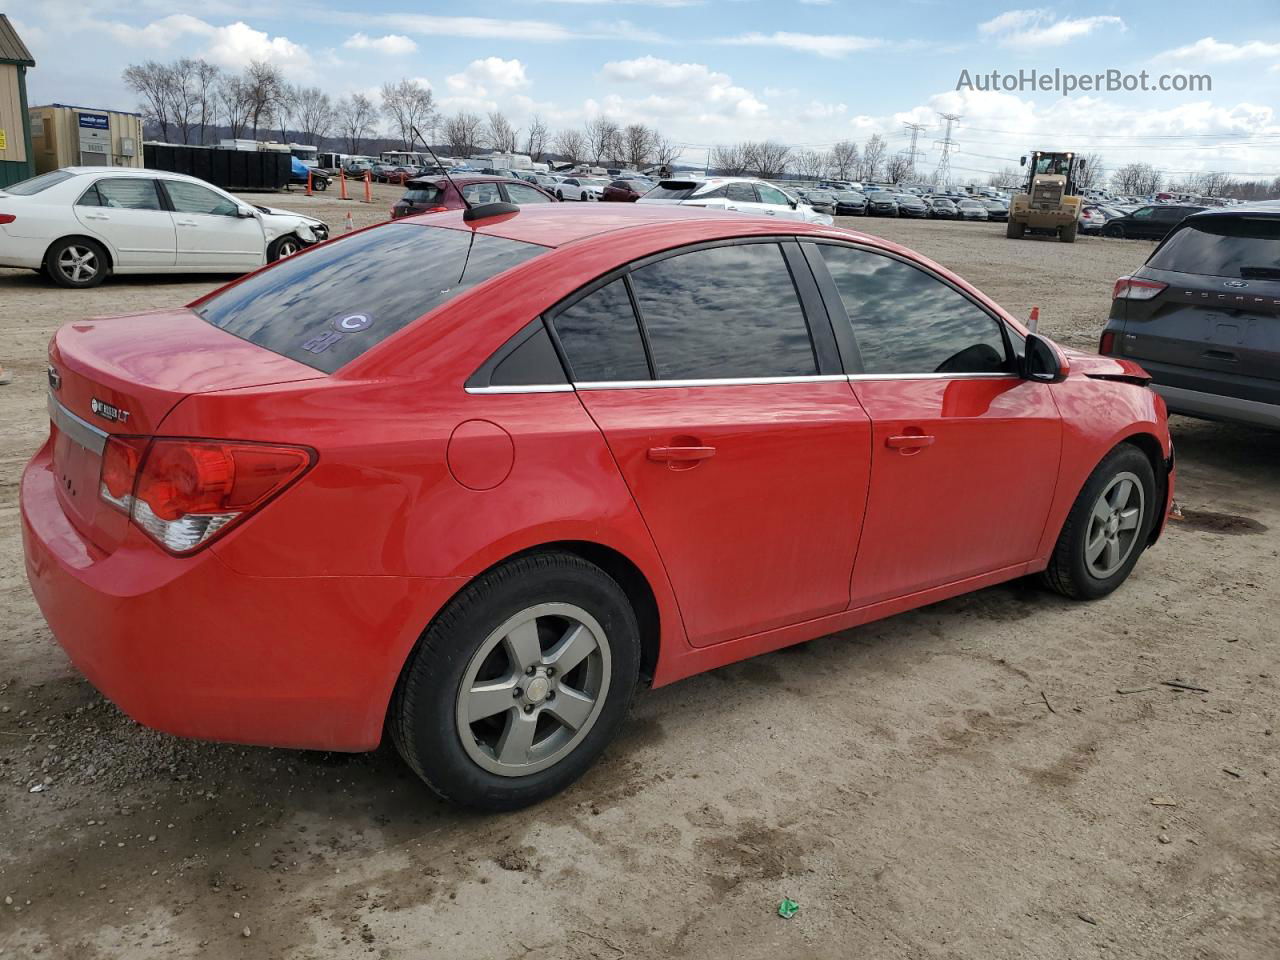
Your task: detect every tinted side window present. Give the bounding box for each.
[630,243,818,380]
[691,186,728,202]
[93,179,162,211]
[461,182,503,204]
[550,279,650,381]
[815,244,1009,375]
[504,183,552,205]
[165,180,239,217]
[725,182,756,203]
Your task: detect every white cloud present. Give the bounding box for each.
[1155,37,1280,63]
[599,56,766,118]
[978,9,1124,48]
[718,31,882,58]
[202,22,311,74]
[343,32,416,55]
[446,58,530,99]
[338,14,574,42]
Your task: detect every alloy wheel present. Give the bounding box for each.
[1084,471,1145,579]
[456,602,611,777]
[57,245,99,283]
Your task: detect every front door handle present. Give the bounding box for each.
[81,212,109,220]
[174,219,198,227]
[886,433,936,450]
[648,444,716,466]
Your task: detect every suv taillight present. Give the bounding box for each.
[1099,331,1116,355]
[1112,276,1167,301]
[99,437,314,554]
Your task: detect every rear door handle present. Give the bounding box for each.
[81,212,109,220]
[175,219,198,227]
[886,434,936,450]
[648,445,716,463]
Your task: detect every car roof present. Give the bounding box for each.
[1184,202,1280,220]
[60,166,210,185]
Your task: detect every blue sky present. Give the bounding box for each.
[12,1,1280,180]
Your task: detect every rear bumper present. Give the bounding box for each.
[20,443,465,751]
[1153,383,1280,429]
[0,231,45,270]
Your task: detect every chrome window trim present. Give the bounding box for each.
[464,384,575,395]
[48,394,109,454]
[574,374,849,390]
[464,372,1021,393]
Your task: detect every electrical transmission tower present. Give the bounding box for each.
[902,122,928,180]
[933,113,961,187]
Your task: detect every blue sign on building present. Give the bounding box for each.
[78,113,109,130]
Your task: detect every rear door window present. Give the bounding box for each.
[725,182,756,203]
[628,242,818,379]
[549,279,650,381]
[503,183,552,205]
[461,182,503,205]
[88,178,163,210]
[1149,216,1280,279]
[195,223,546,373]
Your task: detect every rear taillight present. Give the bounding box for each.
[1099,330,1116,355]
[424,205,449,214]
[0,214,14,224]
[1112,276,1167,301]
[98,438,313,554]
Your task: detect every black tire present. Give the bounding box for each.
[1040,444,1156,600]
[1102,222,1125,239]
[555,189,564,200]
[390,552,641,811]
[268,234,303,262]
[1059,222,1078,243]
[1006,220,1026,239]
[45,237,109,288]
[314,178,328,192]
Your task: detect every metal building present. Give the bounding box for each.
[0,14,35,188]
[30,104,143,174]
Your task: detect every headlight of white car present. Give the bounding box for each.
[296,223,317,243]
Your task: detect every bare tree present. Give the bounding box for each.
[1075,152,1106,192]
[584,116,621,165]
[164,59,206,144]
[884,152,912,184]
[243,60,287,139]
[793,149,828,180]
[988,166,1023,190]
[524,114,549,162]
[442,111,484,159]
[336,93,378,154]
[860,134,887,181]
[123,61,176,142]
[710,143,749,176]
[294,87,335,145]
[650,135,680,169]
[272,85,297,142]
[552,128,587,166]
[744,141,792,179]
[620,123,655,169]
[1111,162,1162,196]
[381,79,437,150]
[192,60,222,144]
[218,75,252,140]
[485,111,520,153]
[828,140,859,180]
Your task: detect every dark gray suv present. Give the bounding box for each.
[1099,204,1279,428]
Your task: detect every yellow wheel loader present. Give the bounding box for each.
[1007,151,1085,243]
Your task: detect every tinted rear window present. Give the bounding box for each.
[402,183,442,203]
[195,223,546,373]
[1148,216,1280,279]
[646,181,699,200]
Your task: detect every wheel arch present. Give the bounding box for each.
[43,234,115,271]
[1118,431,1171,544]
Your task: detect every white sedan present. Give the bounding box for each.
[553,177,608,202]
[0,167,330,288]
[637,176,833,225]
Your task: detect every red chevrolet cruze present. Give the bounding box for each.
[22,203,1173,810]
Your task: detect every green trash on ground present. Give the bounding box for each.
[777,897,800,919]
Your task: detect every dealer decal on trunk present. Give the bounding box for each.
[90,398,131,424]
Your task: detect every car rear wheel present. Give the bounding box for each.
[1040,445,1155,600]
[1102,222,1125,238]
[390,552,641,811]
[268,234,303,262]
[46,237,109,288]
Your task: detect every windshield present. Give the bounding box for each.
[3,170,76,195]
[1033,154,1071,176]
[1148,216,1280,280]
[646,181,699,200]
[195,223,547,373]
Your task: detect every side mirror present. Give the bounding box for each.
[1020,155,1027,167]
[1023,333,1068,383]
[789,199,798,209]
[235,206,256,219]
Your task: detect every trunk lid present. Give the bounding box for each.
[47,307,324,552]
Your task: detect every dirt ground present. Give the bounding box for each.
[1,191,1276,960]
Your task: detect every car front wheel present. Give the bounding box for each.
[268,235,303,262]
[390,552,641,811]
[1040,445,1156,600]
[1102,222,1125,238]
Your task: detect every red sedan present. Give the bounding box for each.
[22,204,1174,810]
[601,178,651,202]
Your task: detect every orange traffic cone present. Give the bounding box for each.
[344,212,355,233]
[1028,306,1040,332]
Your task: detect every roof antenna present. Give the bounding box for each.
[412,125,518,223]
